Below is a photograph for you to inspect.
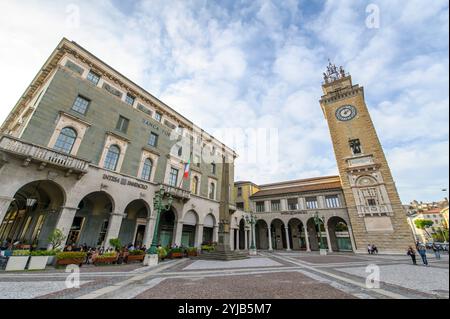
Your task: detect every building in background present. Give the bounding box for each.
[232,181,260,212]
[0,38,238,250]
[405,199,449,243]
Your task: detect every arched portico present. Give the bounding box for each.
[288,218,306,251]
[328,216,353,252]
[306,217,329,251]
[271,219,286,250]
[202,214,216,244]
[0,180,66,249]
[255,220,269,250]
[181,210,199,247]
[118,199,150,248]
[68,191,114,248]
[157,207,177,248]
[239,219,246,250]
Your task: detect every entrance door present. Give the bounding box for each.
[67,217,85,245]
[134,225,146,247]
[159,230,173,248]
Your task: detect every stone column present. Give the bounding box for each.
[143,217,155,248]
[267,226,273,251]
[252,226,256,249]
[347,224,357,252]
[0,196,14,225]
[303,223,311,252]
[324,222,333,253]
[235,228,240,251]
[51,206,78,249]
[285,226,291,251]
[213,225,219,243]
[195,224,204,248]
[244,228,248,250]
[174,221,184,246]
[105,212,125,249]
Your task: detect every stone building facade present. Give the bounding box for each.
[0,38,239,250]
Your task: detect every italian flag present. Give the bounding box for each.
[183,158,191,179]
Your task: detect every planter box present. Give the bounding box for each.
[126,254,145,263]
[187,251,198,257]
[170,252,184,259]
[93,256,117,266]
[28,256,49,270]
[5,256,29,271]
[56,258,84,267]
[47,256,56,266]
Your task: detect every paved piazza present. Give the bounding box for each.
[0,252,448,299]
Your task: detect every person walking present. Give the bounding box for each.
[432,243,441,260]
[407,246,417,265]
[367,244,373,255]
[418,244,429,266]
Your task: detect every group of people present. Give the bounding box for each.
[407,241,443,266]
[367,244,378,254]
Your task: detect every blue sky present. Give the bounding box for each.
[0,0,448,203]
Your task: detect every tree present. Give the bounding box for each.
[109,238,122,251]
[48,229,65,250]
[415,219,434,239]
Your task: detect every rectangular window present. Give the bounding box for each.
[288,198,299,211]
[116,116,129,134]
[168,168,179,187]
[194,155,201,167]
[86,71,101,85]
[138,103,153,116]
[125,94,135,106]
[236,202,244,210]
[367,198,377,207]
[306,197,318,209]
[164,120,176,130]
[65,60,84,75]
[211,163,216,175]
[71,95,90,115]
[237,187,243,197]
[148,132,158,147]
[103,82,123,98]
[256,202,265,213]
[155,112,162,122]
[271,200,281,212]
[326,195,340,208]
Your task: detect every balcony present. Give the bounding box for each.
[160,183,191,202]
[0,135,90,178]
[357,204,393,217]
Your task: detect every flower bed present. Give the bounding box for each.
[56,252,87,267]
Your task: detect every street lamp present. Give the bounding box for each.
[314,212,326,253]
[148,186,174,256]
[245,213,257,255]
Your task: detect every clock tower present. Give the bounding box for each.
[320,62,414,254]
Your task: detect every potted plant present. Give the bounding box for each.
[158,247,168,261]
[56,252,87,267]
[5,250,30,272]
[169,247,184,259]
[28,250,57,270]
[109,238,122,251]
[186,247,198,257]
[126,250,145,263]
[93,252,118,266]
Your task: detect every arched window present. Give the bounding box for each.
[191,176,199,195]
[141,158,153,181]
[54,127,77,154]
[209,182,216,200]
[104,145,121,171]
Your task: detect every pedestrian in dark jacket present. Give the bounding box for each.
[407,246,417,265]
[417,245,428,266]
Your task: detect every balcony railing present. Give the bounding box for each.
[357,204,393,217]
[160,183,191,201]
[0,135,90,175]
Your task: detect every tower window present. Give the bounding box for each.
[349,139,362,155]
[116,116,129,134]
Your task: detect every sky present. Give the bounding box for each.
[0,0,448,203]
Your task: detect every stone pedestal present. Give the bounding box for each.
[249,248,257,256]
[143,254,159,266]
[320,249,328,256]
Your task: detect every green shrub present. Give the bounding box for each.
[170,247,183,254]
[186,247,198,253]
[109,238,122,251]
[30,250,58,257]
[47,229,65,250]
[157,247,168,259]
[12,250,30,256]
[129,250,145,256]
[96,252,117,260]
[56,252,87,260]
[201,245,215,252]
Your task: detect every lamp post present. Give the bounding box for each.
[245,213,257,255]
[314,212,327,255]
[145,186,173,266]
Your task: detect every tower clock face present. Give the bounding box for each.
[336,105,357,121]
